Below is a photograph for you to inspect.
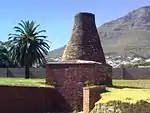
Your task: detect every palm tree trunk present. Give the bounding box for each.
[25,65,30,79]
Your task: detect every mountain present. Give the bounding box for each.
[98,6,150,58]
[46,45,65,62]
[48,6,150,60]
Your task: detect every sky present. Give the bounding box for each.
[0,0,150,50]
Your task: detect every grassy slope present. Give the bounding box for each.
[0,78,52,87]
[98,80,150,104]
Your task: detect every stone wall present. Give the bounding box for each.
[83,86,106,113]
[112,68,150,79]
[1,67,150,79]
[0,68,45,78]
[91,100,150,113]
[46,61,112,111]
[0,85,69,113]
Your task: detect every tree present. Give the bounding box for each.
[0,41,10,67]
[0,41,18,77]
[8,20,50,79]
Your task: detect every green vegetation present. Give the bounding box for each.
[98,80,150,103]
[0,41,18,67]
[99,88,150,103]
[92,100,150,113]
[0,78,52,87]
[8,20,50,79]
[91,80,150,113]
[134,61,150,67]
[113,80,150,89]
[0,20,50,79]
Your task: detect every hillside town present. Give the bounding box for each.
[48,55,150,68]
[105,55,142,68]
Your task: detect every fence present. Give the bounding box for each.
[0,68,45,78]
[1,67,150,79]
[112,67,150,79]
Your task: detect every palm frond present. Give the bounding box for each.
[8,20,50,67]
[33,30,46,36]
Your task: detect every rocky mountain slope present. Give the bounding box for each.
[48,6,150,60]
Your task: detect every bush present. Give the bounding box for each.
[91,100,150,113]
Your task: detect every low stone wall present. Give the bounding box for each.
[112,68,150,79]
[0,85,69,113]
[46,61,112,111]
[0,68,45,78]
[0,68,7,77]
[91,100,150,113]
[83,86,106,113]
[1,67,150,79]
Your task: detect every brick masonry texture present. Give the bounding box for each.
[62,12,106,63]
[46,61,112,111]
[0,85,70,113]
[83,86,106,113]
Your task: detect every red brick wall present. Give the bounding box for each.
[46,61,112,111]
[83,86,106,113]
[0,85,70,113]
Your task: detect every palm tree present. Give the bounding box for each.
[8,20,50,79]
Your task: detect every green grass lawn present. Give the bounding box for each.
[98,80,150,104]
[113,80,150,89]
[0,77,53,88]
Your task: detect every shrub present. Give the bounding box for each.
[91,100,150,113]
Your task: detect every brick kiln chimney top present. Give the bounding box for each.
[62,12,106,63]
[75,12,95,16]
